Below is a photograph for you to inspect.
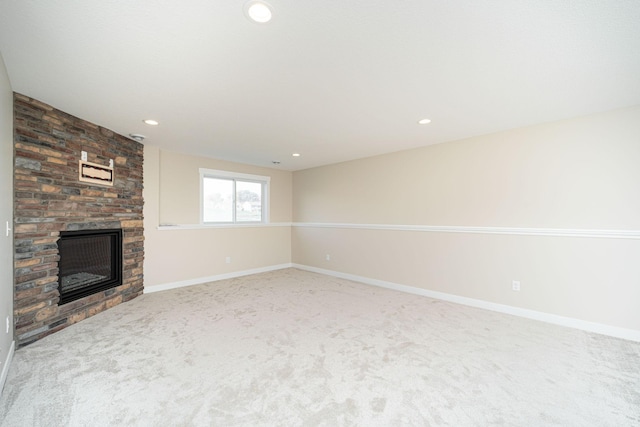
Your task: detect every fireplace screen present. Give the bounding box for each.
[58,229,123,305]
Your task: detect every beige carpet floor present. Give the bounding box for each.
[1,268,639,426]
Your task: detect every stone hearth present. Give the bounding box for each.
[13,93,144,347]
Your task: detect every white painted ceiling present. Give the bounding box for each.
[1,1,639,171]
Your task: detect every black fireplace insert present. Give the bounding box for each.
[58,228,123,305]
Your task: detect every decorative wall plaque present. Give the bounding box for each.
[79,160,114,186]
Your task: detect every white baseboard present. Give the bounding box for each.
[293,263,640,343]
[144,263,294,294]
[1,340,15,396]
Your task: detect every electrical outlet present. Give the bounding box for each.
[225,256,231,264]
[512,280,521,291]
[325,254,331,261]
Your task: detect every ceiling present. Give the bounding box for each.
[1,1,639,171]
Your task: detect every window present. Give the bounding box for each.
[200,168,270,224]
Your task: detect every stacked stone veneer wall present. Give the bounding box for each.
[13,93,144,347]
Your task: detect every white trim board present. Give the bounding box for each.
[144,263,293,293]
[0,340,15,396]
[155,222,640,238]
[292,263,640,343]
[157,222,292,231]
[293,222,640,240]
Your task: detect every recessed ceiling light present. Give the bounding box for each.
[417,118,432,125]
[129,134,146,142]
[244,1,272,23]
[143,119,159,126]
[292,153,301,157]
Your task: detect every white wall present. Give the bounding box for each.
[0,51,14,391]
[293,106,640,337]
[144,147,292,290]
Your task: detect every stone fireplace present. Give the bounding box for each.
[13,93,144,347]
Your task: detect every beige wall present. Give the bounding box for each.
[142,106,640,333]
[294,106,640,229]
[144,146,292,288]
[159,149,292,225]
[0,52,14,384]
[292,106,640,332]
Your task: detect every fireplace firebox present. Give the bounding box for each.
[58,228,123,305]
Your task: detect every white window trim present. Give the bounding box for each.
[199,168,270,224]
